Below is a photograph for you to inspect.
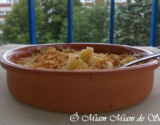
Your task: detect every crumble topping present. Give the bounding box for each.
[13,46,141,70]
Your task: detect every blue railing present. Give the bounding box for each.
[67,0,73,43]
[28,0,159,46]
[28,0,37,44]
[109,0,115,44]
[150,0,159,46]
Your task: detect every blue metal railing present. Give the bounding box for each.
[28,0,37,44]
[28,0,159,46]
[109,0,115,44]
[150,0,159,47]
[67,0,73,43]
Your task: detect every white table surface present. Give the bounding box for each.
[0,44,160,125]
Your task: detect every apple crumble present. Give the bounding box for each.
[13,46,140,70]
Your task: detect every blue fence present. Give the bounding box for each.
[28,0,159,47]
[28,0,37,44]
[150,0,159,46]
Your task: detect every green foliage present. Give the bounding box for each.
[114,0,152,46]
[34,0,82,43]
[0,0,157,46]
[37,0,67,43]
[1,0,82,44]
[0,0,45,44]
[59,4,110,43]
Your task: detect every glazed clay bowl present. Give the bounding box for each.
[0,43,160,113]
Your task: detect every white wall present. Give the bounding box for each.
[0,0,15,3]
[80,0,95,3]
[0,0,16,16]
[0,0,5,3]
[0,7,12,15]
[115,0,126,2]
[0,7,11,11]
[0,18,5,23]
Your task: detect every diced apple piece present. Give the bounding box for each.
[88,58,95,66]
[62,54,84,70]
[79,47,93,63]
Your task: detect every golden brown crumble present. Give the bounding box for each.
[13,46,140,70]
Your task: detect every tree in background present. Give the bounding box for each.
[1,0,82,44]
[59,4,110,43]
[37,0,67,43]
[37,0,82,43]
[1,0,156,45]
[0,0,45,44]
[114,0,152,46]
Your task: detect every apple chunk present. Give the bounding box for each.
[62,54,84,70]
[79,47,93,63]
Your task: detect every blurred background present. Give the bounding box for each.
[0,0,159,46]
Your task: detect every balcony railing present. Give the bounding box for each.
[28,0,159,47]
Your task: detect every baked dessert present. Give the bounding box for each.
[13,46,141,70]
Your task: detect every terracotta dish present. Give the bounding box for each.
[0,43,160,113]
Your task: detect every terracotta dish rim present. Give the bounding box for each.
[1,43,159,73]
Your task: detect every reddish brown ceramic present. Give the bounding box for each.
[0,43,160,113]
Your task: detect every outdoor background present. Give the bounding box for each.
[0,0,159,46]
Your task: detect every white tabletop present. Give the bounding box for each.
[0,44,160,125]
